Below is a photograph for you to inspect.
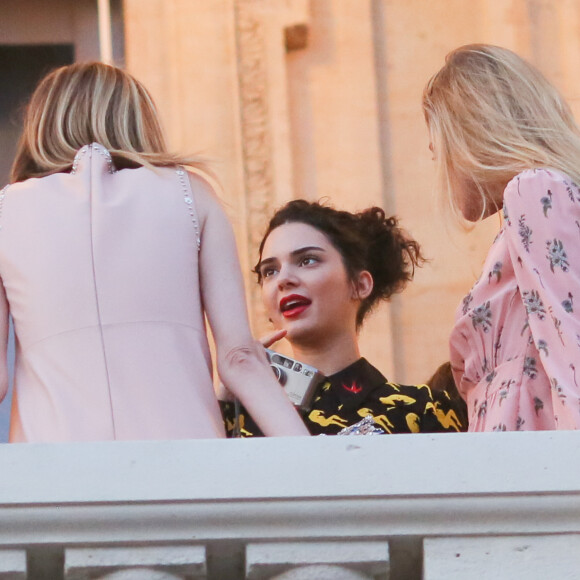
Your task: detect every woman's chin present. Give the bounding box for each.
[285,324,326,350]
[283,322,311,344]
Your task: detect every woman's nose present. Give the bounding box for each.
[277,264,299,290]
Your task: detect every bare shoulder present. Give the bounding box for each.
[186,170,226,226]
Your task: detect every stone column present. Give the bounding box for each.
[232,0,309,332]
[124,0,310,337]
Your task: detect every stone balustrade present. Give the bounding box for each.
[1,432,579,579]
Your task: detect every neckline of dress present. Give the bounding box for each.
[71,143,116,175]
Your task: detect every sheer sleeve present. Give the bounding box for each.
[503,168,580,428]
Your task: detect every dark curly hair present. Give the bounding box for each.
[254,200,425,328]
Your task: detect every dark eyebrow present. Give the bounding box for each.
[257,256,277,271]
[258,246,326,271]
[290,245,326,257]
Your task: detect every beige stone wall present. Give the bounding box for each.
[124,0,580,384]
[0,0,101,58]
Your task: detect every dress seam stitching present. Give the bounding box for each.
[88,146,117,438]
[20,320,204,352]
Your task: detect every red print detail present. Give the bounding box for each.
[342,381,363,394]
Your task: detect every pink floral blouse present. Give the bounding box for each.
[450,168,580,431]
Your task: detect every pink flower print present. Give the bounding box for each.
[541,190,552,217]
[563,179,580,202]
[523,290,546,320]
[523,357,538,379]
[462,292,473,315]
[498,380,514,406]
[470,301,492,333]
[571,364,579,388]
[546,239,569,273]
[532,268,545,288]
[518,216,532,252]
[562,292,574,314]
[488,262,503,284]
[551,377,567,404]
[503,205,511,226]
[537,339,549,357]
[478,401,487,418]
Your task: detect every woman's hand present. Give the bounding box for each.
[260,329,287,348]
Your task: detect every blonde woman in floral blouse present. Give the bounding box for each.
[423,44,580,431]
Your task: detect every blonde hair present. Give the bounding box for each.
[11,62,206,183]
[422,44,580,222]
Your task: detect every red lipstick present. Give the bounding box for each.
[280,294,311,318]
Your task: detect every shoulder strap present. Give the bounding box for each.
[176,168,201,251]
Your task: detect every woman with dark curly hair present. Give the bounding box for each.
[222,200,465,436]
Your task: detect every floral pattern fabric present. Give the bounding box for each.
[450,169,580,431]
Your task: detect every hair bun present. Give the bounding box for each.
[255,199,424,328]
[355,208,424,309]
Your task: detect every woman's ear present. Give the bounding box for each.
[352,270,373,300]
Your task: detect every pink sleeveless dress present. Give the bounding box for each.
[0,143,225,442]
[451,168,580,431]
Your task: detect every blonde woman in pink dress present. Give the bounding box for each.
[2,62,307,442]
[423,44,580,432]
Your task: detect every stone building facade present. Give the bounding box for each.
[124,0,580,384]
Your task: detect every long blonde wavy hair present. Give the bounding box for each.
[11,62,206,183]
[422,44,580,222]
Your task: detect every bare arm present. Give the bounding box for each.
[0,281,9,404]
[191,174,308,437]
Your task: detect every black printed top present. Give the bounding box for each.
[221,357,466,437]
